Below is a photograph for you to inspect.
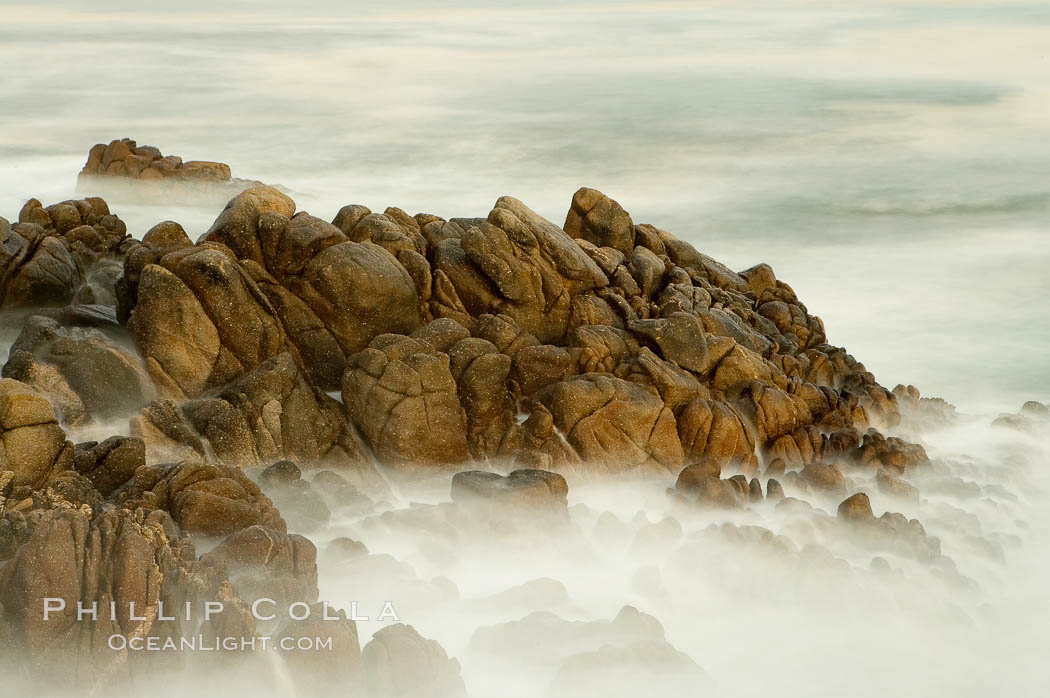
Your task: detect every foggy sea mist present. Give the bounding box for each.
[2,1,1048,697]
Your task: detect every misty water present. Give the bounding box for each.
[2,1,1048,696]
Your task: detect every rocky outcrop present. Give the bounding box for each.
[80,138,232,182]
[1,197,127,309]
[73,436,146,496]
[362,623,466,698]
[0,504,207,684]
[0,471,354,689]
[105,184,916,481]
[129,398,208,463]
[992,400,1050,434]
[533,374,683,474]
[0,167,979,693]
[121,186,423,395]
[563,187,635,255]
[181,352,369,469]
[0,378,73,487]
[837,492,874,522]
[114,460,285,537]
[675,398,757,471]
[203,524,317,605]
[674,465,753,508]
[432,196,608,343]
[126,242,287,399]
[450,469,568,512]
[2,315,153,426]
[343,334,469,468]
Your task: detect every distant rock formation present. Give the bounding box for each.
[79,138,232,182]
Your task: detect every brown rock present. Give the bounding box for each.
[176,160,232,182]
[451,469,568,511]
[627,312,712,374]
[674,469,749,508]
[2,315,153,426]
[72,436,145,496]
[129,399,207,463]
[837,492,874,522]
[563,187,635,255]
[204,525,317,605]
[182,353,373,474]
[448,338,519,459]
[512,344,574,396]
[675,398,755,470]
[537,374,683,473]
[800,462,847,495]
[342,335,468,467]
[0,505,206,684]
[0,378,72,487]
[202,185,296,266]
[115,461,285,537]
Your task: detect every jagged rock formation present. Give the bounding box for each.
[1,197,128,309]
[0,417,365,690]
[0,378,73,487]
[1,314,153,426]
[80,138,232,182]
[114,184,908,482]
[0,177,946,690]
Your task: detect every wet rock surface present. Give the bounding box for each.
[0,178,1036,696]
[80,138,232,182]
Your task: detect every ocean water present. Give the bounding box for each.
[1,2,1048,696]
[2,0,1047,411]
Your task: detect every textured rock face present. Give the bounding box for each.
[212,193,425,361]
[80,138,232,182]
[536,374,684,474]
[564,187,636,255]
[0,176,958,691]
[2,315,153,426]
[122,186,423,395]
[0,505,199,683]
[106,183,911,479]
[1,197,127,309]
[0,479,350,689]
[181,352,368,469]
[204,524,318,605]
[0,379,73,487]
[73,436,146,496]
[128,243,287,399]
[6,185,919,486]
[343,335,468,467]
[433,196,608,343]
[114,460,286,537]
[675,398,757,471]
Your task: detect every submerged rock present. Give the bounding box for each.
[362,623,466,698]
[450,468,568,511]
[2,314,153,426]
[549,640,711,698]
